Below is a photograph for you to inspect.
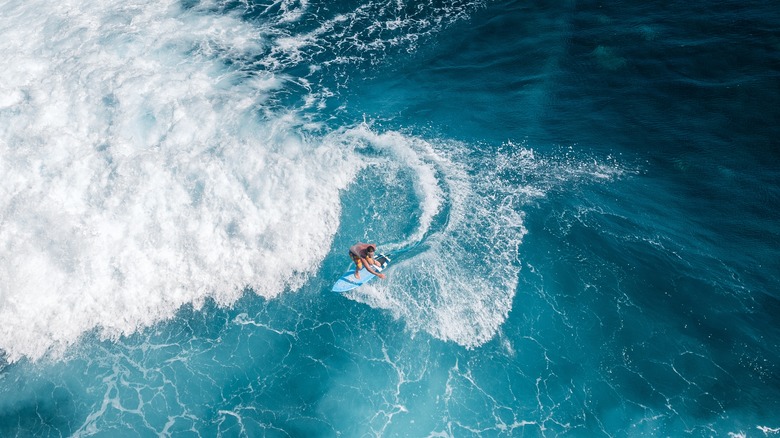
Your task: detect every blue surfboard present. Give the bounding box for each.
[331,254,390,292]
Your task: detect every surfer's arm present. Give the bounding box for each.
[363,260,386,279]
[364,253,382,267]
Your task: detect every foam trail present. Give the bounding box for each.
[345,138,628,348]
[339,129,525,348]
[339,124,444,251]
[0,0,362,362]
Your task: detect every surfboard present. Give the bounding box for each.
[331,254,390,293]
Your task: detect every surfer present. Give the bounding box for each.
[349,242,386,280]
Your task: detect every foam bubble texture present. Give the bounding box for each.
[343,136,628,348]
[340,128,526,348]
[0,0,361,362]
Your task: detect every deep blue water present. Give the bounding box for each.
[1,0,779,436]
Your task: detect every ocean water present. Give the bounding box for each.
[1,0,779,435]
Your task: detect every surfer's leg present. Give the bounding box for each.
[350,253,363,279]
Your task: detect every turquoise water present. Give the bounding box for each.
[1,0,779,436]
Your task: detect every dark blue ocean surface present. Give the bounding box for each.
[1,0,778,436]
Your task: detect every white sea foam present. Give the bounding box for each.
[342,129,526,349]
[0,0,363,362]
[339,125,445,249]
[255,0,485,76]
[344,138,628,348]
